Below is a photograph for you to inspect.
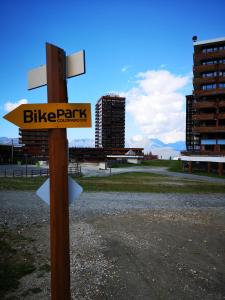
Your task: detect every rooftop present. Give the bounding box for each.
[193,37,225,46]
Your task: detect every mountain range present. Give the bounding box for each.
[69,138,95,148]
[147,139,185,152]
[0,137,20,145]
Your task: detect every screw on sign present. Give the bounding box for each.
[3,43,91,300]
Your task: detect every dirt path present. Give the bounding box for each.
[1,191,225,299]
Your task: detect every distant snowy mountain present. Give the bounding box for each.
[69,138,95,148]
[145,138,185,151]
[148,138,165,148]
[127,137,186,159]
[147,147,181,160]
[167,141,186,151]
[0,137,20,145]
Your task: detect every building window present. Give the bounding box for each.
[202,72,217,78]
[202,84,216,90]
[202,60,218,65]
[202,45,225,53]
[219,71,225,77]
[219,83,225,88]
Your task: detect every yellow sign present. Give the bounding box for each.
[3,103,92,129]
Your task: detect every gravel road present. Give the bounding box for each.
[1,191,225,226]
[1,191,225,299]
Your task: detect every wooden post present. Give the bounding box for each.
[46,43,70,300]
[218,162,223,176]
[207,162,211,174]
[188,161,192,174]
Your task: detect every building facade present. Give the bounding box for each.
[186,37,225,155]
[95,95,125,148]
[69,147,144,162]
[19,129,49,161]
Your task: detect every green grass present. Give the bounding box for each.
[75,172,225,193]
[141,159,174,167]
[187,170,225,180]
[111,159,182,172]
[141,159,182,171]
[0,177,46,190]
[141,160,225,178]
[0,166,224,193]
[0,229,36,298]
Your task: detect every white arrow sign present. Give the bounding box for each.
[28,50,85,90]
[36,176,83,205]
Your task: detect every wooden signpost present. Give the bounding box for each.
[3,43,91,300]
[47,42,71,300]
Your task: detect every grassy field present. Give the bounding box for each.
[111,159,181,171]
[75,172,225,193]
[0,177,46,191]
[0,229,36,298]
[112,159,225,178]
[0,172,224,193]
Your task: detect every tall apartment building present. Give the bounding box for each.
[186,36,225,154]
[19,129,49,161]
[95,95,125,148]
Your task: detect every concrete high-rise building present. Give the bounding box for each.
[95,95,125,148]
[186,36,225,154]
[19,129,49,161]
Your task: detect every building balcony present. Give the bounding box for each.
[192,126,225,133]
[192,113,215,120]
[182,150,225,155]
[194,49,225,61]
[218,101,225,107]
[194,64,225,78]
[20,138,49,142]
[218,113,225,119]
[193,88,225,96]
[193,101,217,109]
[194,77,225,90]
[193,77,216,85]
[193,64,217,73]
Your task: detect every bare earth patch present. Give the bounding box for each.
[1,191,225,299]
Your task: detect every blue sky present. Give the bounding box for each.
[0,0,225,145]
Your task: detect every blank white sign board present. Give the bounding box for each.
[28,50,85,90]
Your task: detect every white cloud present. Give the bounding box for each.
[4,99,28,112]
[128,135,150,149]
[124,70,190,143]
